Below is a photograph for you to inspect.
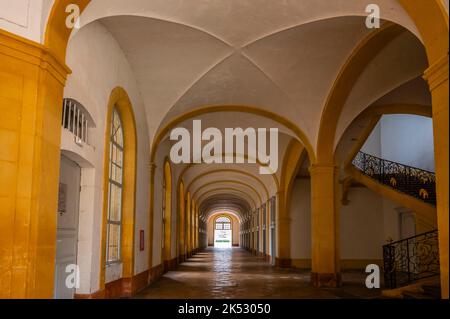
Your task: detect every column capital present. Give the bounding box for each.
[149,162,157,174]
[308,164,338,175]
[423,54,449,91]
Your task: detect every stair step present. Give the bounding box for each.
[403,291,435,299]
[422,284,441,298]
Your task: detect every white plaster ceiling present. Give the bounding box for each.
[69,0,427,214]
[74,0,420,148]
[333,30,428,149]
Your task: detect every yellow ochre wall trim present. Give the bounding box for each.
[100,87,137,290]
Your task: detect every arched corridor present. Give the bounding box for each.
[0,0,448,301]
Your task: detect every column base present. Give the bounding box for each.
[275,258,292,268]
[310,272,342,288]
[163,257,178,272]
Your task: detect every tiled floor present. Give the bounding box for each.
[136,248,382,299]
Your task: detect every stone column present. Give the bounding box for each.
[148,162,156,281]
[309,165,341,287]
[0,30,70,298]
[424,55,449,298]
[186,195,191,257]
[276,191,291,267]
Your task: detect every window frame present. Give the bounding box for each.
[106,108,124,265]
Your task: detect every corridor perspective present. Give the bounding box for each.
[137,248,381,299]
[0,0,448,301]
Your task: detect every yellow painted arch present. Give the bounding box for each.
[186,169,270,200]
[192,180,263,204]
[317,23,406,164]
[150,105,316,164]
[341,103,433,168]
[197,187,257,209]
[176,153,280,196]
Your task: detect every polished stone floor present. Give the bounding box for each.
[137,247,382,299]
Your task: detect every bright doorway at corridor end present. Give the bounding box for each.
[214,216,232,248]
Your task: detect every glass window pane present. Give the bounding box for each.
[107,223,121,262]
[113,145,123,167]
[106,108,124,263]
[216,217,230,223]
[109,184,122,222]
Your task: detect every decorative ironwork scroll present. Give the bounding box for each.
[383,230,440,289]
[352,152,436,205]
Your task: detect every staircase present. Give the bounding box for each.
[352,151,436,205]
[382,277,441,299]
[382,229,440,298]
[351,152,441,298]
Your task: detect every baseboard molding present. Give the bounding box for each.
[275,258,292,268]
[149,264,164,284]
[289,258,382,270]
[164,257,178,272]
[291,259,311,269]
[74,268,158,299]
[311,272,342,288]
[74,289,105,299]
[341,259,383,270]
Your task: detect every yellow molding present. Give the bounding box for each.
[397,0,449,64]
[317,22,404,164]
[147,161,156,273]
[0,29,70,85]
[162,160,173,262]
[177,180,185,258]
[185,192,191,254]
[44,0,91,62]
[279,139,305,227]
[423,54,449,91]
[343,116,381,170]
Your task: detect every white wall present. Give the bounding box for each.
[64,21,150,293]
[288,177,405,265]
[340,187,415,261]
[362,114,434,172]
[0,0,53,43]
[290,178,311,260]
[340,187,384,260]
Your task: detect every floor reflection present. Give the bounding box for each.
[136,247,382,299]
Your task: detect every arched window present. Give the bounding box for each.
[106,108,124,263]
[215,217,231,230]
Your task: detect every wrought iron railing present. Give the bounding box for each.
[352,151,436,205]
[383,230,440,289]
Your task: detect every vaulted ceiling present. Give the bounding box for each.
[69,0,429,217]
